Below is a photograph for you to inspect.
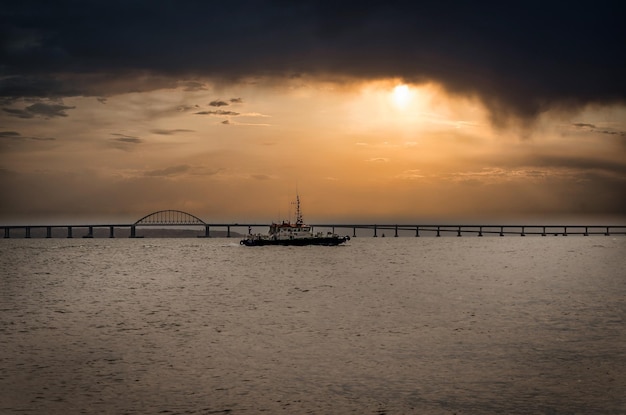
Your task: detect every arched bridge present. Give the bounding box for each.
[134,210,206,225]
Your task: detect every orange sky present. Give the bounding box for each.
[2,2,626,224]
[2,77,625,224]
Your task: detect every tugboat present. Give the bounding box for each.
[240,195,350,246]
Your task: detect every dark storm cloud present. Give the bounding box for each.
[1,1,625,121]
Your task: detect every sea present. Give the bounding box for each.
[1,236,624,415]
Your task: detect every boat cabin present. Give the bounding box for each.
[269,222,314,240]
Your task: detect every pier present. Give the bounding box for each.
[1,209,625,238]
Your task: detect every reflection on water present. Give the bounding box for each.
[1,237,625,414]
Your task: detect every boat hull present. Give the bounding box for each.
[240,236,350,246]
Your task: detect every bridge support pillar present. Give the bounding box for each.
[605,227,610,236]
[395,225,398,237]
[457,226,462,237]
[47,226,52,238]
[542,226,546,236]
[478,227,483,237]
[84,226,94,238]
[25,227,31,238]
[109,226,115,238]
[563,226,568,236]
[521,227,525,236]
[67,226,73,238]
[415,227,420,237]
[500,226,504,237]
[4,228,9,238]
[584,227,588,236]
[373,225,377,237]
[353,227,356,237]
[130,225,136,238]
[227,226,231,238]
[436,226,440,237]
[205,226,210,237]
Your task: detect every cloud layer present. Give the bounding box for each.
[2,1,625,122]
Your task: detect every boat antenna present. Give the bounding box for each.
[295,193,303,225]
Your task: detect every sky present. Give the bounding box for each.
[1,1,625,225]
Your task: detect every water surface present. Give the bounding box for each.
[1,237,624,414]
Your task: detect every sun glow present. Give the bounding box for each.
[392,84,412,109]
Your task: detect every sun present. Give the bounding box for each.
[392,84,412,109]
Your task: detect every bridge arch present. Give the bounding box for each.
[134,210,206,225]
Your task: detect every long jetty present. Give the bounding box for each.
[1,223,625,238]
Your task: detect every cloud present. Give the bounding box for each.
[209,99,229,107]
[573,123,596,129]
[220,119,270,126]
[2,1,624,123]
[149,129,194,135]
[195,110,240,116]
[0,130,55,141]
[30,136,56,141]
[144,165,191,177]
[366,158,389,162]
[26,102,75,118]
[239,112,270,117]
[572,122,626,137]
[230,98,243,104]
[3,108,33,119]
[0,131,22,138]
[111,133,142,144]
[177,104,200,112]
[529,155,626,177]
[251,174,272,180]
[3,101,75,118]
[181,81,208,91]
[398,169,425,180]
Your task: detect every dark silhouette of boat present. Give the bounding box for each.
[240,195,350,246]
